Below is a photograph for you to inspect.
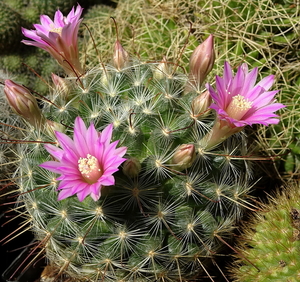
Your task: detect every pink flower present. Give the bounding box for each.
[206,61,285,127]
[40,117,127,201]
[200,62,285,149]
[21,4,84,76]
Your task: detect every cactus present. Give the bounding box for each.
[0,2,25,52]
[0,3,286,281]
[230,183,300,281]
[3,0,78,22]
[4,55,251,282]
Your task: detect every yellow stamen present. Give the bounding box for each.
[78,154,102,184]
[226,94,252,120]
[49,24,62,35]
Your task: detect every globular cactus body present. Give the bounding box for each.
[16,60,255,281]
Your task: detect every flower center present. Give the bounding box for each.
[226,94,253,120]
[49,24,62,35]
[78,154,102,184]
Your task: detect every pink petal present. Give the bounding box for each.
[39,161,62,173]
[257,75,275,91]
[44,144,64,160]
[242,67,258,95]
[99,175,115,186]
[90,192,101,201]
[33,23,50,35]
[53,10,64,27]
[40,15,53,27]
[228,64,244,96]
[90,182,102,195]
[85,123,99,155]
[55,131,76,153]
[251,90,279,108]
[71,182,89,194]
[74,116,87,134]
[74,126,88,157]
[114,146,127,157]
[223,61,233,84]
[57,179,83,190]
[58,188,74,200]
[77,187,91,202]
[100,124,113,145]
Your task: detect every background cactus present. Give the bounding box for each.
[230,183,300,281]
[0,2,25,52]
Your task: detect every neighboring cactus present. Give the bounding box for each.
[0,4,285,281]
[3,0,78,23]
[0,2,25,52]
[230,184,300,281]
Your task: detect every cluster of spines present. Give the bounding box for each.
[12,57,258,281]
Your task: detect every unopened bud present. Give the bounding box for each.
[191,90,212,119]
[51,73,71,100]
[46,119,65,132]
[123,157,141,178]
[153,56,170,80]
[4,79,44,128]
[185,34,215,92]
[113,40,129,71]
[172,144,196,170]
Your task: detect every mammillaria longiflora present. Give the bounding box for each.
[1,4,284,281]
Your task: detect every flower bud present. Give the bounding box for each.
[51,73,71,100]
[153,56,170,80]
[46,119,65,132]
[191,90,212,119]
[171,144,196,170]
[185,34,215,92]
[113,40,129,71]
[123,157,141,178]
[4,79,44,128]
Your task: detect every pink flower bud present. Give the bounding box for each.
[172,144,196,170]
[4,80,44,128]
[123,157,141,178]
[51,73,71,100]
[113,40,129,71]
[191,90,212,119]
[186,34,215,92]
